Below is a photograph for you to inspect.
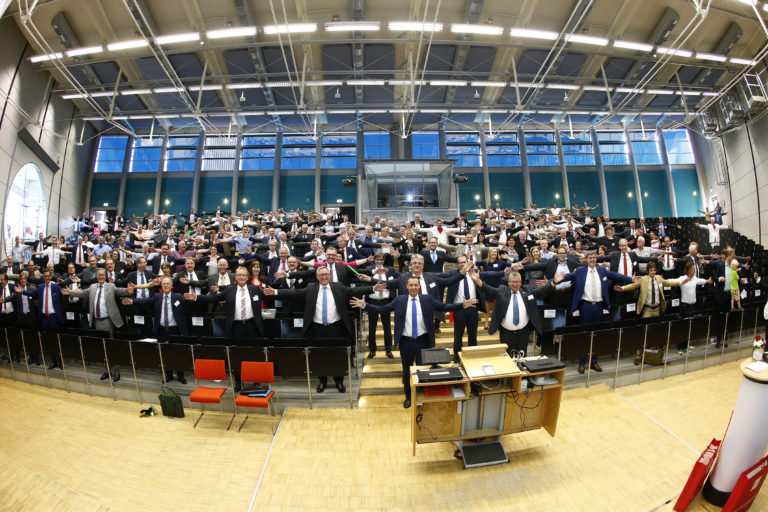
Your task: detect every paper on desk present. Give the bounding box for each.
[451,387,466,398]
[746,361,768,373]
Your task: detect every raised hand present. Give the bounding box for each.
[554,272,565,284]
[358,274,372,282]
[180,277,190,285]
[183,292,196,301]
[60,287,70,295]
[613,285,623,292]
[373,281,387,292]
[374,267,388,274]
[127,282,136,292]
[632,275,641,283]
[263,287,276,296]
[210,285,219,293]
[121,298,132,306]
[349,296,365,309]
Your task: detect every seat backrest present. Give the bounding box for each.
[240,361,275,384]
[194,358,226,381]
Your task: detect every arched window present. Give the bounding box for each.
[3,163,47,250]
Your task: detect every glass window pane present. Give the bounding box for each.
[3,163,47,249]
[94,135,128,173]
[364,132,391,160]
[412,132,439,159]
[663,129,695,165]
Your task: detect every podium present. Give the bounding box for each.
[410,344,564,467]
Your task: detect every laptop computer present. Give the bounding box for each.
[416,367,464,383]
[518,357,566,373]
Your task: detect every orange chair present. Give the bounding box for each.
[189,359,231,428]
[234,361,278,432]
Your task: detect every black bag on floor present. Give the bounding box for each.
[158,387,185,418]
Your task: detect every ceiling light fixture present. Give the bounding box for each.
[107,39,149,51]
[471,81,507,87]
[334,88,341,99]
[346,79,386,86]
[155,33,200,45]
[510,28,559,40]
[450,23,503,36]
[430,80,468,86]
[730,57,757,65]
[474,89,480,99]
[388,21,443,32]
[153,86,186,93]
[696,52,728,62]
[206,26,257,39]
[65,46,104,57]
[612,40,654,52]
[565,34,609,46]
[656,46,693,58]
[226,82,263,89]
[325,21,380,32]
[263,23,317,34]
[30,52,63,63]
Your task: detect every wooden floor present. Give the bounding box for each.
[0,360,765,512]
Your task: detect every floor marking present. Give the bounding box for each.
[247,409,286,512]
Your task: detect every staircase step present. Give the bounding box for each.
[358,395,406,408]
[362,362,402,377]
[359,376,402,395]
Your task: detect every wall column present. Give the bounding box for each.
[152,133,168,215]
[517,127,532,206]
[554,129,571,209]
[356,126,364,223]
[314,136,322,212]
[116,135,134,215]
[438,124,447,160]
[479,130,491,207]
[271,130,283,212]
[231,133,243,211]
[590,129,610,217]
[656,128,678,217]
[623,127,644,217]
[190,130,204,212]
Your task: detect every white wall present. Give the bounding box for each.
[0,16,96,255]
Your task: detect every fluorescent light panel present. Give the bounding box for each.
[730,57,756,65]
[565,34,609,46]
[613,40,654,52]
[107,39,149,51]
[306,80,343,86]
[547,84,579,90]
[226,82,263,89]
[263,23,317,34]
[430,80,467,86]
[156,33,199,45]
[153,87,185,93]
[657,47,693,58]
[325,21,380,32]
[510,28,558,40]
[450,23,503,36]
[347,79,386,86]
[388,21,443,32]
[266,81,299,87]
[30,52,63,63]
[188,84,222,91]
[471,81,507,87]
[121,88,151,95]
[646,89,674,95]
[358,109,389,113]
[696,52,728,62]
[266,110,295,115]
[206,26,257,39]
[65,46,104,57]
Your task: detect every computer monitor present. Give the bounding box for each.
[420,347,452,368]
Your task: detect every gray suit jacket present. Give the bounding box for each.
[208,271,235,290]
[69,282,132,328]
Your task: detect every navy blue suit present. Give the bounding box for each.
[364,293,463,400]
[133,292,190,340]
[561,265,633,322]
[22,283,67,327]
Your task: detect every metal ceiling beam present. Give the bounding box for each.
[444,0,484,105]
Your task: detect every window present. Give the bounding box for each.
[446,132,481,167]
[241,135,276,171]
[597,131,629,166]
[412,131,439,159]
[486,132,521,167]
[629,131,663,165]
[3,163,46,249]
[363,132,390,160]
[281,135,316,170]
[165,136,198,172]
[93,135,128,173]
[322,134,357,169]
[202,136,237,171]
[129,137,163,172]
[560,131,595,166]
[524,132,559,166]
[663,129,695,165]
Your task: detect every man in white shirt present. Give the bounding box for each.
[699,218,727,250]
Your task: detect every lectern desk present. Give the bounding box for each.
[410,344,565,466]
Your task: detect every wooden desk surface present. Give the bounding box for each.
[459,344,523,379]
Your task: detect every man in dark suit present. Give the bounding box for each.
[19,269,68,369]
[264,265,384,393]
[351,275,476,408]
[192,266,266,338]
[150,244,184,274]
[415,237,457,273]
[560,250,639,373]
[471,269,562,356]
[123,276,191,341]
[357,252,400,359]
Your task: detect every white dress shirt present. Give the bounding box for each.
[135,272,149,299]
[582,267,603,302]
[94,284,108,318]
[403,296,427,338]
[41,283,56,314]
[369,267,391,300]
[454,274,477,303]
[554,262,572,290]
[236,285,255,321]
[2,284,14,314]
[676,276,707,304]
[501,290,529,331]
[42,247,66,265]
[217,272,231,287]
[161,293,177,327]
[313,284,341,325]
[619,253,633,277]
[700,223,722,245]
[644,276,661,307]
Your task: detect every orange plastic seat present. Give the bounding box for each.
[189,359,232,428]
[234,361,278,432]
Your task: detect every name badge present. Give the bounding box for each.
[741,290,747,299]
[429,282,436,288]
[626,303,636,312]
[602,309,610,314]
[573,310,580,317]
[174,300,180,307]
[387,276,393,280]
[134,315,145,325]
[544,309,556,318]
[756,290,762,297]
[671,299,680,307]
[633,261,637,266]
[294,318,304,328]
[602,276,607,281]
[664,287,671,291]
[252,295,259,301]
[66,311,75,320]
[527,295,534,301]
[192,316,204,327]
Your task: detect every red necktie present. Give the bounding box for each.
[44,285,49,315]
[437,227,443,233]
[623,255,628,275]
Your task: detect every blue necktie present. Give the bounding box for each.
[321,287,328,326]
[431,252,437,264]
[463,275,470,301]
[512,291,519,325]
[411,297,418,338]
